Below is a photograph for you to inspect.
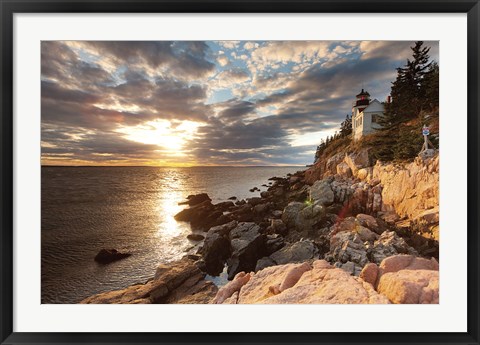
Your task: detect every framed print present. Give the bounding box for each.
[1,1,479,344]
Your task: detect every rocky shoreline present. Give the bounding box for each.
[81,150,439,304]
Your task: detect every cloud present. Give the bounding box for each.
[216,99,256,121]
[217,55,230,66]
[65,41,216,80]
[218,41,241,49]
[212,69,250,89]
[359,40,439,62]
[41,40,439,166]
[243,42,258,50]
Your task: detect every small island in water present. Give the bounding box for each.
[41,40,439,304]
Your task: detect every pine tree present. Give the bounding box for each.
[388,41,432,121]
[423,62,439,111]
[339,114,352,137]
[372,41,434,161]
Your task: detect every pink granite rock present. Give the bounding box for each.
[359,263,379,286]
[212,272,252,304]
[377,269,439,304]
[233,260,389,304]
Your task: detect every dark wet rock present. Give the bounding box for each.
[228,196,237,200]
[255,257,276,272]
[249,187,260,192]
[174,200,230,231]
[289,176,301,184]
[270,218,287,235]
[265,234,285,255]
[281,202,304,228]
[179,193,211,206]
[207,220,238,237]
[269,240,318,265]
[235,199,246,206]
[198,232,231,276]
[187,254,201,261]
[253,203,271,215]
[214,201,235,211]
[287,184,309,202]
[227,222,267,280]
[174,199,213,222]
[197,222,239,275]
[230,204,254,222]
[271,187,285,198]
[94,249,131,264]
[271,210,283,218]
[187,233,205,241]
[260,191,270,198]
[247,197,263,206]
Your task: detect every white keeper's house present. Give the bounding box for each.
[352,89,385,140]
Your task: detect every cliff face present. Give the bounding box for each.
[373,155,439,221]
[305,149,439,240]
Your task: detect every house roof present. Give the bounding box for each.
[361,99,384,113]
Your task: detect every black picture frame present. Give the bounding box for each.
[1,1,479,344]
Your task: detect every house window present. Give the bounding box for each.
[372,114,378,123]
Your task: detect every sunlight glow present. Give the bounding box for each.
[116,119,203,151]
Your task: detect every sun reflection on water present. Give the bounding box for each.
[154,169,190,244]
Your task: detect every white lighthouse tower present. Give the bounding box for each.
[351,89,385,140]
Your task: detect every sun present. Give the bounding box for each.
[116,119,202,151]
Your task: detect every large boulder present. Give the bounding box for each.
[94,249,131,264]
[356,213,384,234]
[184,193,211,206]
[282,202,305,228]
[81,257,217,304]
[310,179,335,206]
[212,272,252,304]
[378,254,438,277]
[367,231,418,264]
[329,231,369,269]
[226,223,266,280]
[325,152,345,176]
[377,269,439,304]
[270,240,318,265]
[281,201,326,234]
[270,219,287,235]
[359,254,439,288]
[199,229,232,276]
[344,149,370,176]
[174,200,217,230]
[230,260,389,304]
[336,162,353,178]
[255,257,276,272]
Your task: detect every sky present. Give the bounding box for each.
[41,40,439,166]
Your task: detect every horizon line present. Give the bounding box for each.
[41,164,307,168]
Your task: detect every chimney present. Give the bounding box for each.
[387,95,391,103]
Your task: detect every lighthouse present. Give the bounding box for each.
[351,89,385,140]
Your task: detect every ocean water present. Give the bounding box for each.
[41,166,301,304]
